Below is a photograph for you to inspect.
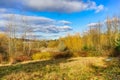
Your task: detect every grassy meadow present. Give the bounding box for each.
[0,57,120,80]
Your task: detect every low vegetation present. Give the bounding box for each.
[32,52,51,60]
[0,57,120,80]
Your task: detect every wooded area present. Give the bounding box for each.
[0,16,120,64]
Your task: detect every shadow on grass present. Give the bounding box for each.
[90,57,120,80]
[0,58,75,78]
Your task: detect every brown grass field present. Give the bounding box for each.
[0,57,120,80]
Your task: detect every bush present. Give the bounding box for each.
[62,33,83,52]
[0,53,8,61]
[114,38,120,57]
[73,51,88,57]
[52,50,72,59]
[87,51,103,57]
[31,48,41,55]
[32,52,51,60]
[15,55,31,62]
[47,40,59,48]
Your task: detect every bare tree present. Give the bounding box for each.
[6,14,18,64]
[21,16,33,56]
[112,17,119,43]
[106,17,112,48]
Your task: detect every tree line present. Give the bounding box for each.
[0,16,120,64]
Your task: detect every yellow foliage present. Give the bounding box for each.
[48,40,59,48]
[32,52,51,60]
[62,33,83,52]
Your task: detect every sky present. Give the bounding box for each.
[0,0,120,39]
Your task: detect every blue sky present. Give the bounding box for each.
[0,0,120,39]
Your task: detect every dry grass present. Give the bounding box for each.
[0,57,120,80]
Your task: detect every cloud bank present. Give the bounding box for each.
[0,0,104,13]
[0,13,72,34]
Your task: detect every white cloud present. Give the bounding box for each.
[87,17,120,28]
[0,13,72,34]
[22,0,86,12]
[95,5,104,13]
[33,25,72,33]
[58,20,71,25]
[23,0,104,13]
[1,13,54,24]
[87,22,103,27]
[0,0,104,13]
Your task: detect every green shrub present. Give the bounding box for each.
[32,52,51,60]
[114,38,120,57]
[82,45,89,51]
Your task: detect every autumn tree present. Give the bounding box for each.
[63,33,82,52]
[0,33,8,62]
